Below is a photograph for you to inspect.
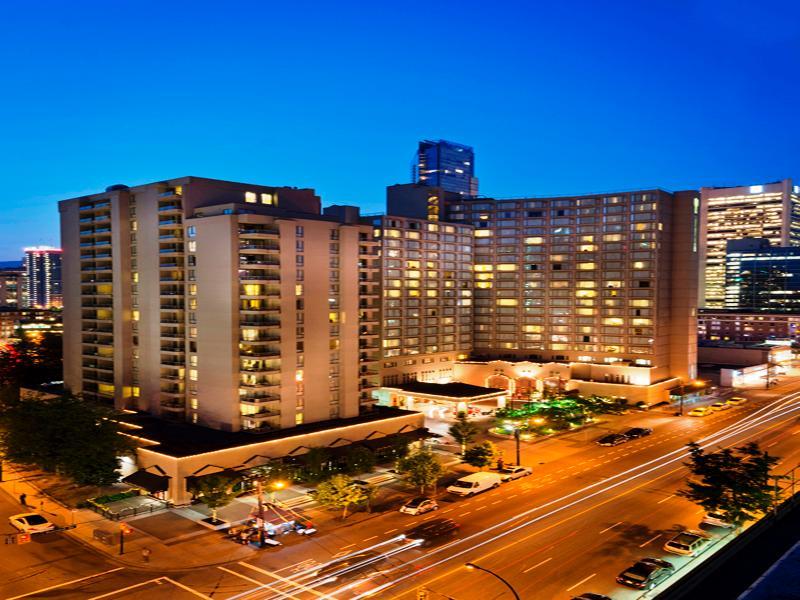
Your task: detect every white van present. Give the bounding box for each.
[446,472,502,497]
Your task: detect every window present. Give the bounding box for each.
[296,226,304,237]
[245,191,257,203]
[187,225,196,237]
[261,193,274,205]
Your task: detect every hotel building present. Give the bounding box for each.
[0,265,26,307]
[60,177,389,432]
[699,179,800,308]
[24,246,62,309]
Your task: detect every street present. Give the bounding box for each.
[4,382,800,600]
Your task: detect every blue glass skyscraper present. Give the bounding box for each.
[413,139,478,197]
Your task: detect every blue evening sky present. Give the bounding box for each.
[0,0,798,259]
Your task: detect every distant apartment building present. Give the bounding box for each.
[0,265,26,307]
[60,177,386,433]
[698,309,800,344]
[413,139,478,197]
[699,179,800,308]
[371,213,474,386]
[724,238,800,311]
[24,247,62,308]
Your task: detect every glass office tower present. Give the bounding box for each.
[414,139,478,197]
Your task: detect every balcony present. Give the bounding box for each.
[158,204,182,213]
[239,393,280,404]
[240,242,279,252]
[239,379,280,389]
[160,358,184,367]
[240,334,280,343]
[240,286,280,298]
[160,344,185,354]
[242,408,280,420]
[240,304,279,313]
[159,218,182,227]
[159,245,184,255]
[160,301,185,310]
[239,226,279,237]
[240,364,280,373]
[240,318,280,327]
[240,347,280,358]
[161,402,185,412]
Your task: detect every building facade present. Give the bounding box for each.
[699,179,800,308]
[0,265,26,307]
[60,177,381,433]
[373,215,474,386]
[699,309,800,344]
[24,247,62,308]
[441,189,699,390]
[724,238,800,311]
[413,139,478,197]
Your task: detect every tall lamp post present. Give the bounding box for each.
[513,427,521,466]
[465,563,520,600]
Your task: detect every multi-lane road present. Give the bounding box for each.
[5,382,800,600]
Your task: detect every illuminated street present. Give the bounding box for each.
[3,380,800,600]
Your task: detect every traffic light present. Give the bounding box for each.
[17,533,31,544]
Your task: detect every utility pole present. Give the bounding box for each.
[513,427,521,465]
[256,479,265,547]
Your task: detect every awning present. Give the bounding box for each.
[122,470,170,493]
[359,428,430,451]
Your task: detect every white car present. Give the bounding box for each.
[498,465,533,481]
[399,497,439,515]
[663,530,710,556]
[9,512,55,534]
[702,512,734,528]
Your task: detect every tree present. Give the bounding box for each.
[463,442,497,471]
[314,474,367,519]
[302,447,332,482]
[397,448,443,494]
[342,445,377,475]
[0,394,136,486]
[193,473,241,523]
[449,412,478,455]
[678,441,781,527]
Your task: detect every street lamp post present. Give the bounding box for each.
[256,479,265,547]
[513,427,521,466]
[465,563,520,600]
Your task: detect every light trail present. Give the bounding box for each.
[241,390,800,600]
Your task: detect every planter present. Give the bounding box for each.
[198,517,230,530]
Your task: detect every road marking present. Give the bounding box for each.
[523,557,552,573]
[566,573,596,591]
[490,500,502,505]
[219,567,299,599]
[599,521,621,534]
[460,511,472,516]
[8,567,126,600]
[384,528,398,534]
[768,441,779,448]
[161,578,214,599]
[639,534,662,547]
[339,543,356,550]
[239,562,335,599]
[363,535,378,542]
[507,494,518,499]
[474,505,487,511]
[88,579,167,600]
[657,494,675,504]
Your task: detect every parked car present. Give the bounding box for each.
[726,396,748,406]
[312,550,384,582]
[596,433,628,446]
[710,402,731,411]
[663,530,710,556]
[688,406,713,417]
[499,465,533,481]
[446,472,502,496]
[399,497,438,516]
[571,594,613,600]
[404,518,459,547]
[623,427,653,439]
[8,513,55,534]
[702,512,734,528]
[616,557,674,590]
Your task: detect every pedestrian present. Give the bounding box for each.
[19,493,27,506]
[141,547,151,563]
[39,500,45,513]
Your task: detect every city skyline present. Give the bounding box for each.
[2,1,800,259]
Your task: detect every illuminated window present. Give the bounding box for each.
[189,369,198,381]
[497,264,518,271]
[474,264,493,272]
[523,325,543,333]
[578,263,596,270]
[525,237,544,244]
[497,299,518,306]
[132,310,140,321]
[603,234,622,242]
[243,284,260,296]
[576,290,597,298]
[476,281,492,289]
[407,270,421,278]
[603,317,624,326]
[245,191,257,203]
[630,299,651,307]
[474,230,493,237]
[577,281,596,288]
[295,284,303,296]
[261,193,275,205]
[426,290,438,297]
[329,312,339,323]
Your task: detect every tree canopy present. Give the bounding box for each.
[448,412,478,454]
[397,448,443,494]
[314,474,368,519]
[192,473,241,522]
[678,441,781,526]
[0,394,136,486]
[463,441,498,470]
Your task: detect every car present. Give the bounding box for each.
[312,550,385,582]
[498,465,533,481]
[688,406,712,417]
[726,396,748,406]
[446,472,503,496]
[571,594,613,600]
[623,427,653,439]
[404,518,459,547]
[702,512,734,528]
[663,530,710,556]
[616,557,674,590]
[596,433,628,446]
[399,497,439,515]
[8,512,55,534]
[710,402,731,411]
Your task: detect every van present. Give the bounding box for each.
[446,472,502,496]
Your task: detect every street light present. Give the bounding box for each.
[677,380,705,416]
[270,480,286,504]
[464,563,520,600]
